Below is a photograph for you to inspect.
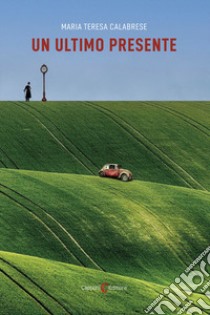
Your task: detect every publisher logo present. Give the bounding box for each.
[101,282,109,294]
[81,282,127,294]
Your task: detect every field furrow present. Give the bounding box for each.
[14,102,96,174]
[0,257,73,315]
[0,183,103,270]
[85,101,206,191]
[148,102,210,137]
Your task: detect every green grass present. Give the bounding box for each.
[1,169,210,279]
[0,101,209,188]
[0,251,163,315]
[1,169,210,314]
[0,101,210,314]
[0,250,208,315]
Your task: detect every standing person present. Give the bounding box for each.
[24,82,32,101]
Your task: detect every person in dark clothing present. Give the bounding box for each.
[24,82,32,101]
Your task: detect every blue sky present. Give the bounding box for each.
[0,0,210,101]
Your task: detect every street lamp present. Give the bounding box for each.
[40,64,48,102]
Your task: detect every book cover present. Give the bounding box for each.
[0,1,210,314]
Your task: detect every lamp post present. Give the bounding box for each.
[40,64,48,102]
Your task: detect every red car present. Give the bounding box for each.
[98,164,133,182]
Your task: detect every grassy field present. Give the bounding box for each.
[0,101,210,314]
[0,250,164,315]
[1,101,210,188]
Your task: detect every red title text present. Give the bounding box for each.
[32,37,177,53]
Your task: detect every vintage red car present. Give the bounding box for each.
[98,164,133,182]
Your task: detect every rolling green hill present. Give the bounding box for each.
[0,250,164,315]
[0,101,210,314]
[0,101,209,189]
